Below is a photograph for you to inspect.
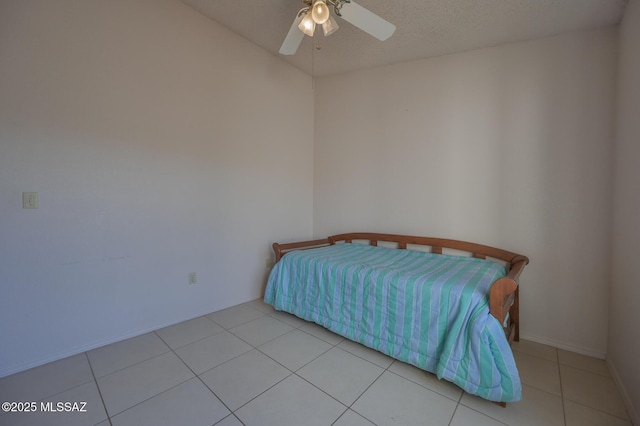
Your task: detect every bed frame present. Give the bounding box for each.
[272,232,529,345]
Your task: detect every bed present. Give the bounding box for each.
[264,232,529,404]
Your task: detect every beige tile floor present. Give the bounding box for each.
[0,299,632,426]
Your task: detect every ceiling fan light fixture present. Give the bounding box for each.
[311,0,330,25]
[298,12,316,36]
[322,15,339,36]
[280,0,395,56]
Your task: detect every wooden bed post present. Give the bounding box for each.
[513,286,520,342]
[489,277,518,329]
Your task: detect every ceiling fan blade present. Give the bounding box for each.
[339,1,395,41]
[279,14,305,55]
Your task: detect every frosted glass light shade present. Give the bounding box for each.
[322,15,339,36]
[311,0,330,25]
[298,13,316,36]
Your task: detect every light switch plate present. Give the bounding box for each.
[23,192,39,209]
[188,272,197,285]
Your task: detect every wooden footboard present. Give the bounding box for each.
[272,232,529,343]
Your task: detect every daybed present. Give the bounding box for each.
[264,232,529,404]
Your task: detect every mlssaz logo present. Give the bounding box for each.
[40,402,88,412]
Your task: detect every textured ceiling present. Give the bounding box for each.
[181,0,627,77]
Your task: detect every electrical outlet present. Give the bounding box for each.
[23,192,39,209]
[188,272,197,285]
[265,259,273,269]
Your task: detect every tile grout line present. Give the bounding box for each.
[153,330,240,424]
[194,320,299,376]
[92,338,172,381]
[211,310,368,424]
[557,348,568,426]
[254,332,335,374]
[206,309,269,330]
[107,375,198,421]
[447,403,460,426]
[0,356,97,417]
[155,309,332,424]
[225,373,295,419]
[514,345,627,425]
[458,404,511,426]
[171,302,273,426]
[95,333,198,420]
[335,351,400,425]
[222,370,296,417]
[0,358,103,423]
[222,321,345,420]
[558,359,614,378]
[233,309,469,425]
[155,326,226,352]
[224,317,296,349]
[158,309,300,391]
[83,352,112,426]
[329,407,355,426]
[557,356,631,423]
[562,396,633,422]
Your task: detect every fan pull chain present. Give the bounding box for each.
[311,31,315,89]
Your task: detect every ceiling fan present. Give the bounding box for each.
[279,0,396,55]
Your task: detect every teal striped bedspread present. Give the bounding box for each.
[264,243,522,402]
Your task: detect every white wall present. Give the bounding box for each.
[0,0,313,377]
[610,0,640,422]
[314,28,617,357]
